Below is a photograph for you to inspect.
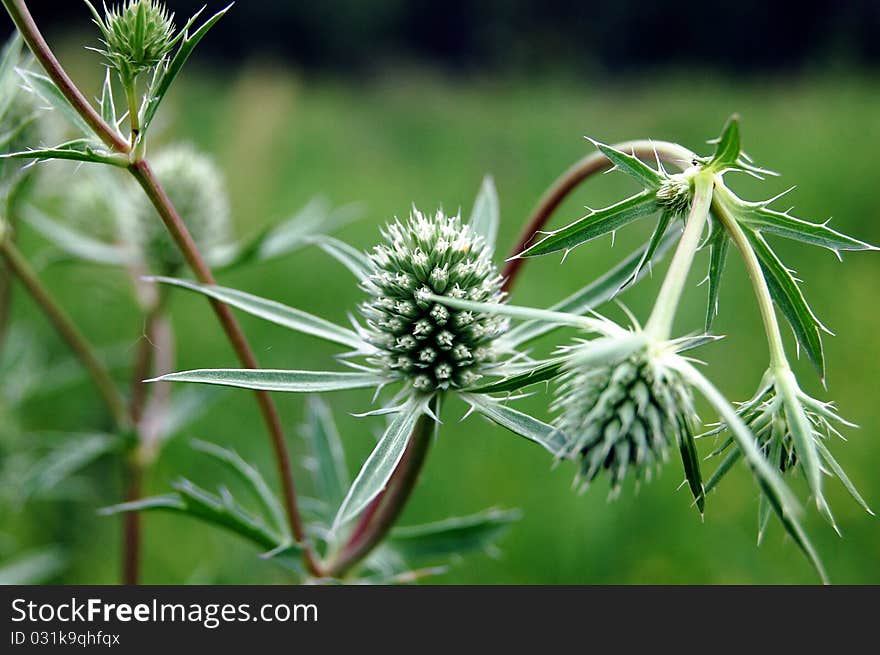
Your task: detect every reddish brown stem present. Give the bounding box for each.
[502,140,693,291]
[128,160,322,577]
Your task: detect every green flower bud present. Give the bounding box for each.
[655,174,692,216]
[89,0,176,82]
[128,144,231,274]
[361,210,507,391]
[555,349,695,493]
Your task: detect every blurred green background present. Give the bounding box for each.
[2,11,880,584]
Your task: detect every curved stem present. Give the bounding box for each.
[711,186,789,370]
[327,402,436,578]
[0,238,129,428]
[1,0,129,153]
[502,140,694,292]
[645,172,713,340]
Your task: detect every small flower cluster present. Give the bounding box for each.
[361,210,508,391]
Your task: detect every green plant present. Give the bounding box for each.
[0,1,875,585]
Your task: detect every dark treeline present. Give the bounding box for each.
[14,0,880,73]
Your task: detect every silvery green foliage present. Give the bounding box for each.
[361,210,508,391]
[86,0,176,84]
[129,144,231,274]
[0,36,41,195]
[555,350,695,495]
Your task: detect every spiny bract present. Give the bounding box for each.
[361,210,508,392]
[128,144,230,274]
[555,351,696,493]
[90,0,176,81]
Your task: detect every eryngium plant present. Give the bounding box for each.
[361,210,507,391]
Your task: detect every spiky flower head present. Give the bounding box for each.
[128,144,231,275]
[88,0,176,82]
[361,210,508,392]
[555,347,696,493]
[655,173,693,217]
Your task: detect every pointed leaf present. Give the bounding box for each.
[591,139,663,189]
[705,227,729,331]
[468,175,500,251]
[747,230,826,377]
[703,443,742,495]
[99,69,117,126]
[17,69,93,137]
[312,235,371,279]
[504,230,678,348]
[259,542,305,575]
[0,139,128,167]
[22,433,120,501]
[467,359,565,394]
[141,4,233,131]
[677,417,705,513]
[190,439,287,536]
[520,190,658,257]
[150,368,384,393]
[302,396,350,509]
[709,115,741,170]
[816,440,874,516]
[150,277,363,350]
[22,206,129,265]
[739,204,876,252]
[389,508,521,561]
[464,394,566,456]
[333,396,428,528]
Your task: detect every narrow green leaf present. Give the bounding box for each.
[0,139,128,167]
[312,235,371,279]
[0,547,66,585]
[467,359,565,394]
[23,433,120,501]
[591,139,664,189]
[468,175,500,251]
[150,277,363,350]
[389,508,521,561]
[150,368,384,393]
[100,494,186,515]
[99,68,117,127]
[709,114,741,170]
[747,230,826,377]
[190,439,287,537]
[142,4,233,131]
[677,417,705,513]
[22,207,129,266]
[702,444,742,495]
[504,230,678,348]
[0,34,23,119]
[623,209,673,290]
[464,394,566,456]
[254,197,332,262]
[17,69,94,137]
[705,227,730,331]
[775,370,826,522]
[816,440,874,516]
[333,396,428,529]
[520,190,659,257]
[302,396,350,509]
[739,204,877,252]
[259,542,305,575]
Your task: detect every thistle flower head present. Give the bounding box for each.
[360,209,508,392]
[128,144,231,274]
[655,173,693,216]
[89,0,176,82]
[555,342,696,493]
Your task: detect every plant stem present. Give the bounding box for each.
[645,172,713,340]
[128,160,321,576]
[121,460,143,585]
[503,140,694,291]
[327,406,436,578]
[1,0,129,154]
[711,186,789,370]
[0,238,129,428]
